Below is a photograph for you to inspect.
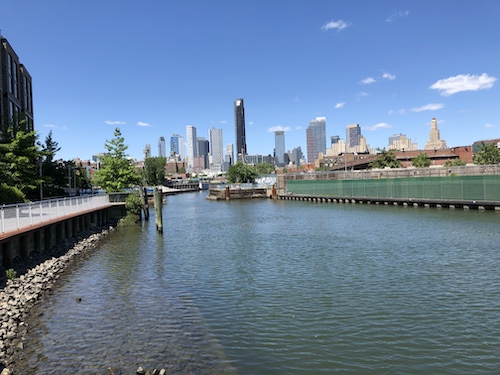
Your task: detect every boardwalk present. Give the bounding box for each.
[1,195,112,236]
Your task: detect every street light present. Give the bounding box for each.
[39,158,43,201]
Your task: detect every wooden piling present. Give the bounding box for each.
[142,187,149,221]
[154,188,163,234]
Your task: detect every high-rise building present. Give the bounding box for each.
[291,146,303,166]
[186,125,198,168]
[197,137,209,170]
[0,36,34,135]
[424,118,447,150]
[158,136,166,157]
[275,131,286,166]
[306,117,326,163]
[234,98,247,160]
[209,128,223,171]
[223,143,234,171]
[346,124,361,148]
[143,144,151,159]
[388,133,418,151]
[331,135,340,146]
[170,134,185,160]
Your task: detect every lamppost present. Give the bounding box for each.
[39,158,43,201]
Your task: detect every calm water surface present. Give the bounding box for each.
[15,192,500,374]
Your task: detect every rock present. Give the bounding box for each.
[136,367,146,375]
[0,226,114,370]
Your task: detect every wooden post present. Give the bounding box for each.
[225,185,230,201]
[142,187,149,221]
[154,188,163,234]
[272,184,277,200]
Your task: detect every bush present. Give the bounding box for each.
[125,191,142,217]
[6,268,17,280]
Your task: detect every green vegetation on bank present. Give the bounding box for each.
[226,162,274,183]
[369,149,402,169]
[474,142,500,165]
[411,153,432,168]
[94,128,141,192]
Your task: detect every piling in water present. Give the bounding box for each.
[154,188,163,234]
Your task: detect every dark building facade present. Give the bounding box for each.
[0,36,34,136]
[234,98,247,161]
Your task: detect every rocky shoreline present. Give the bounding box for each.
[0,225,114,374]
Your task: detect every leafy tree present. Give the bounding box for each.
[473,142,500,165]
[143,156,167,185]
[0,128,40,200]
[444,158,466,167]
[255,162,275,174]
[37,131,67,197]
[94,128,140,192]
[412,153,432,168]
[226,162,258,183]
[369,149,402,169]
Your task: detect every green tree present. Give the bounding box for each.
[94,128,140,192]
[143,156,167,185]
[226,162,258,183]
[0,128,40,201]
[444,158,466,167]
[369,149,402,169]
[411,153,432,168]
[473,142,500,165]
[37,131,67,197]
[255,162,275,174]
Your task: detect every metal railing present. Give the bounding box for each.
[0,195,110,234]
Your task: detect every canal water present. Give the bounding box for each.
[15,192,500,374]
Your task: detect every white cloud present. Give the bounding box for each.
[360,77,376,85]
[485,123,498,128]
[430,73,497,96]
[386,10,410,22]
[388,108,406,115]
[335,102,346,109]
[321,20,350,32]
[410,103,445,112]
[44,123,68,130]
[356,91,370,98]
[366,123,392,131]
[268,126,291,132]
[295,126,302,130]
[382,72,396,80]
[137,121,152,127]
[248,121,254,126]
[104,120,126,125]
[219,120,227,124]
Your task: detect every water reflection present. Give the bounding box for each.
[14,193,500,374]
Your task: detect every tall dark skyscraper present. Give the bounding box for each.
[234,98,247,160]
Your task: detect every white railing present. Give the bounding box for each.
[0,195,111,235]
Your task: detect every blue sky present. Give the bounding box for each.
[1,0,499,161]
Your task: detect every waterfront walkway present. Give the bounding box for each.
[0,195,114,238]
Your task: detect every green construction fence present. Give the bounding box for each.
[285,175,500,202]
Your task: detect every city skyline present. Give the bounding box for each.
[0,1,498,162]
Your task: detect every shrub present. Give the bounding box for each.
[6,268,17,280]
